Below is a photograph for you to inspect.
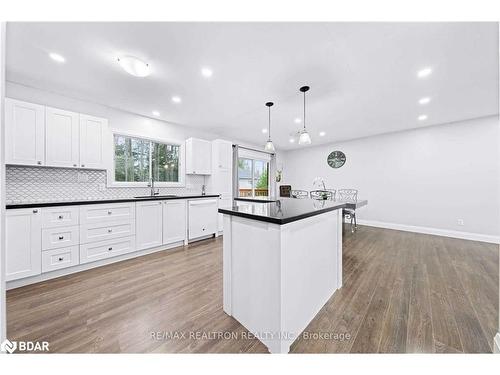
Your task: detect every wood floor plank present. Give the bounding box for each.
[6,225,498,353]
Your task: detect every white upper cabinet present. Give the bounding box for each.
[5,98,45,166]
[136,201,163,250]
[217,140,233,171]
[45,106,80,168]
[185,137,212,175]
[79,114,107,169]
[6,208,42,281]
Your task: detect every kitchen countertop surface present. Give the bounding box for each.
[6,194,220,209]
[219,197,368,225]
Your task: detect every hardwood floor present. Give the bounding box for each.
[7,226,498,353]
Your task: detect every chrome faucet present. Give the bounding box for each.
[201,184,206,196]
[148,178,159,196]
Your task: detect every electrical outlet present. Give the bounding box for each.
[457,219,464,226]
[98,183,106,192]
[77,172,88,183]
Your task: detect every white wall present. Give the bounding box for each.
[281,116,500,242]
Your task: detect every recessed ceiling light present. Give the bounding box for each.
[418,114,428,121]
[152,111,160,116]
[262,128,268,134]
[294,118,302,124]
[171,96,182,104]
[319,131,326,137]
[49,52,65,63]
[201,67,213,78]
[418,97,431,105]
[117,56,150,77]
[289,138,295,143]
[417,67,432,78]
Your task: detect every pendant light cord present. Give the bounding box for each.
[268,105,271,140]
[303,90,306,131]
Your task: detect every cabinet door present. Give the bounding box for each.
[5,98,45,166]
[188,199,218,240]
[6,208,42,281]
[162,200,186,245]
[217,140,233,171]
[136,201,163,250]
[79,114,107,169]
[186,138,212,175]
[45,107,80,167]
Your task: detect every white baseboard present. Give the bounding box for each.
[357,219,500,244]
[494,333,500,354]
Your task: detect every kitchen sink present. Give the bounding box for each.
[134,195,178,199]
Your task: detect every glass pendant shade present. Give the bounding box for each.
[264,140,275,152]
[298,129,311,145]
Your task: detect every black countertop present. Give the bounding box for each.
[218,198,368,225]
[6,194,220,209]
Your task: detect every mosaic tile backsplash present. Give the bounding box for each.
[6,166,207,204]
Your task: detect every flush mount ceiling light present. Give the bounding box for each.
[152,110,160,117]
[201,67,213,78]
[417,67,432,78]
[294,118,302,124]
[264,102,275,152]
[117,55,150,77]
[418,114,428,121]
[289,138,295,143]
[171,96,182,104]
[319,131,326,137]
[418,97,431,105]
[298,86,312,145]
[261,128,268,134]
[49,52,66,63]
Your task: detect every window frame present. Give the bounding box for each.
[108,130,185,188]
[237,156,269,198]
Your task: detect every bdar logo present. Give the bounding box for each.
[1,339,17,354]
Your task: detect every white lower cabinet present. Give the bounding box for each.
[42,225,80,250]
[136,200,164,250]
[80,237,136,264]
[42,246,79,272]
[188,199,218,240]
[162,200,186,245]
[6,208,42,281]
[80,220,135,244]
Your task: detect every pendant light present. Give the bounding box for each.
[298,85,312,145]
[264,102,275,152]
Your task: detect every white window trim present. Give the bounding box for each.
[107,130,186,188]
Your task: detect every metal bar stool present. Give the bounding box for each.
[291,190,309,199]
[338,189,358,233]
[310,190,334,200]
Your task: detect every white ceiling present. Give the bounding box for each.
[6,22,499,150]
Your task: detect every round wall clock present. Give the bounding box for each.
[327,151,346,168]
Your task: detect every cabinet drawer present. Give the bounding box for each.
[42,206,79,228]
[42,246,79,272]
[79,203,135,225]
[42,225,79,250]
[80,220,135,244]
[79,236,136,264]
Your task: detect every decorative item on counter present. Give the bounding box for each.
[327,150,346,168]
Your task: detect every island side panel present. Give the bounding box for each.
[280,210,340,349]
[227,215,283,352]
[222,214,232,315]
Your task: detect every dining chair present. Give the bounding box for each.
[337,189,358,233]
[291,190,309,199]
[279,185,291,198]
[310,190,334,200]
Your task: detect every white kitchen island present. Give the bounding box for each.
[219,198,367,353]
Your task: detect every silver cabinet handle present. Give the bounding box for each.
[58,257,64,261]
[107,211,112,215]
[58,215,64,219]
[37,161,42,165]
[58,236,64,240]
[108,247,113,251]
[81,164,85,167]
[33,209,38,214]
[108,229,112,233]
[73,164,77,167]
